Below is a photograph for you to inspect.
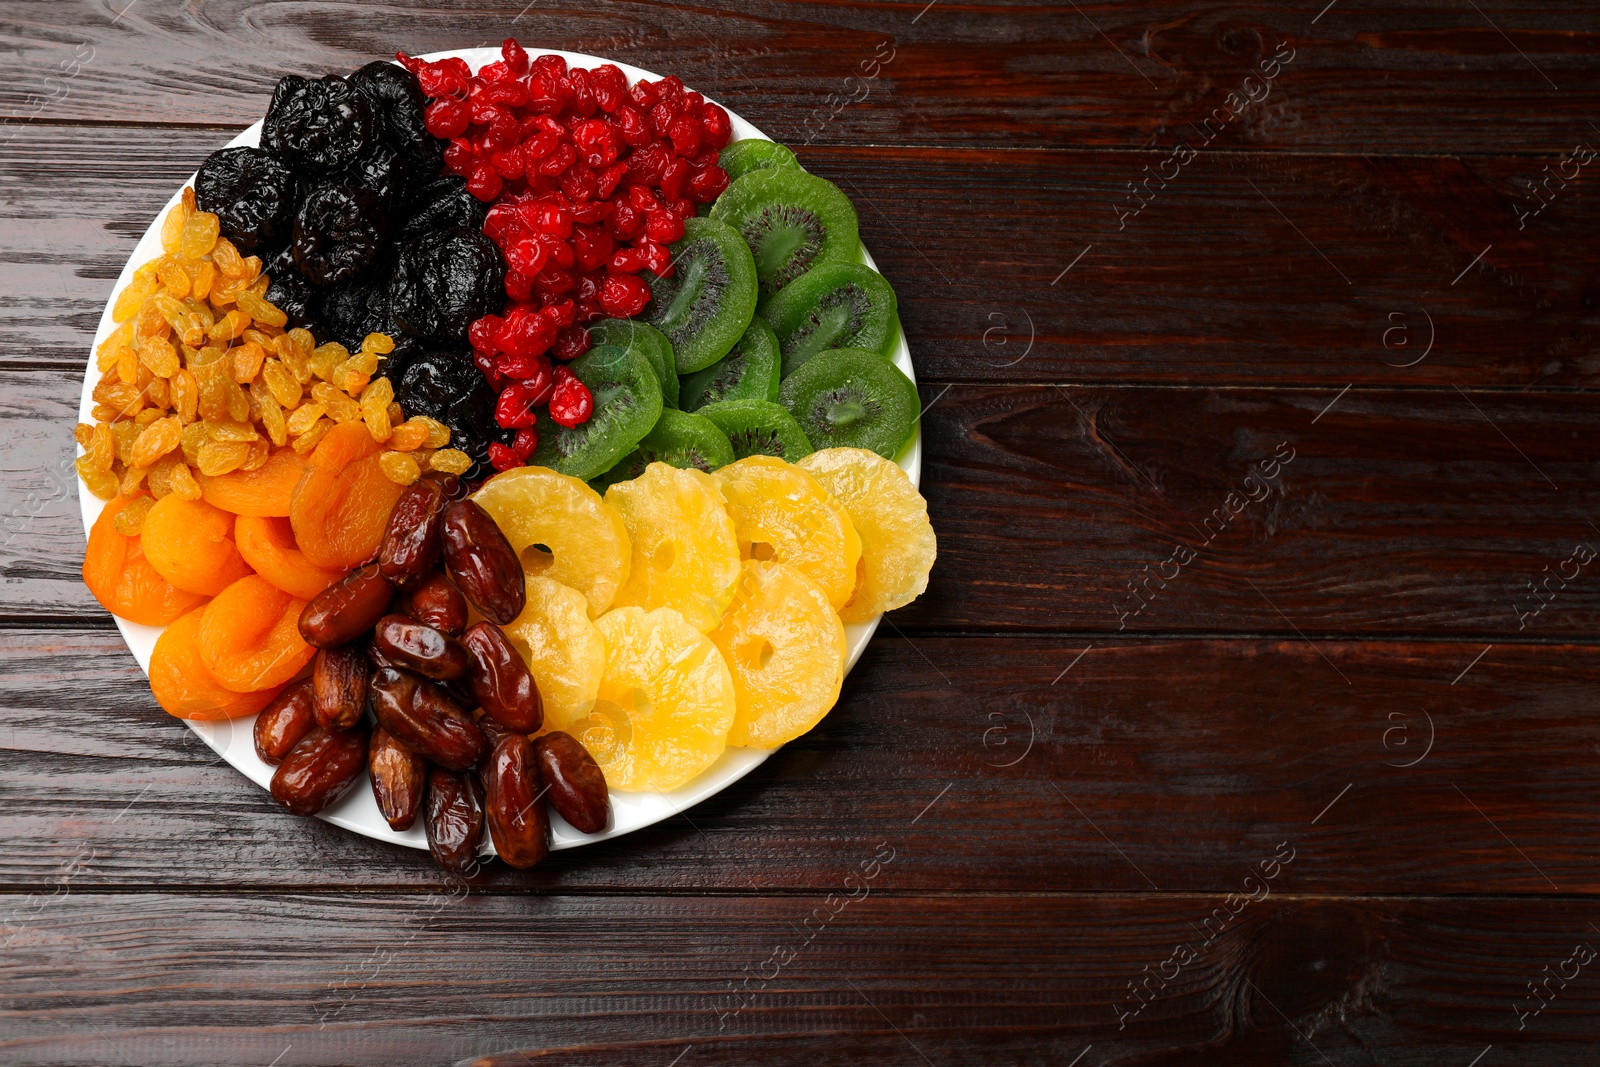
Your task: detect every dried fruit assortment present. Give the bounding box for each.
[79,44,937,872]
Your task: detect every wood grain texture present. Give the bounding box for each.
[1,1,1598,153]
[9,369,1600,635]
[6,628,1600,895]
[3,892,1597,1066]
[6,124,1599,387]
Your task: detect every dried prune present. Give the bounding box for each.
[317,273,396,352]
[339,142,416,210]
[293,184,390,287]
[350,60,443,174]
[389,226,505,342]
[195,146,298,251]
[263,242,318,329]
[399,176,486,241]
[264,74,375,175]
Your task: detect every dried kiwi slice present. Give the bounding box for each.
[531,343,663,480]
[777,347,918,460]
[710,169,860,296]
[680,318,781,412]
[697,399,814,463]
[644,217,758,374]
[591,409,736,490]
[761,262,898,376]
[719,138,801,182]
[587,317,680,409]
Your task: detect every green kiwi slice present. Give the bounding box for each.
[679,317,781,412]
[776,347,918,460]
[719,138,801,182]
[586,317,680,409]
[761,262,898,375]
[697,399,814,463]
[531,343,663,480]
[710,169,860,296]
[590,408,736,490]
[644,217,757,375]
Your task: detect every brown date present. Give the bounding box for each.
[402,571,468,636]
[379,478,447,588]
[482,734,550,868]
[368,667,486,770]
[298,564,393,648]
[461,622,543,732]
[441,499,525,625]
[368,726,426,832]
[425,767,484,875]
[253,679,315,764]
[269,724,370,816]
[312,645,368,731]
[533,731,610,834]
[373,614,470,680]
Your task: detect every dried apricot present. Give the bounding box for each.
[235,515,344,600]
[196,446,311,517]
[82,495,207,626]
[290,421,407,570]
[150,606,284,719]
[198,574,315,692]
[140,495,254,596]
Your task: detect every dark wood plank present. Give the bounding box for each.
[3,1,1598,153]
[12,367,1600,635]
[4,891,1597,1065]
[7,629,1600,895]
[6,124,1597,388]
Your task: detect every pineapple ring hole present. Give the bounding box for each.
[652,540,676,571]
[520,543,555,576]
[739,638,776,672]
[749,541,776,561]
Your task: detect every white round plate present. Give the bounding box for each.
[78,48,920,854]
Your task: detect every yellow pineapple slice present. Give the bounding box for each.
[504,576,607,733]
[589,606,736,791]
[797,447,936,622]
[604,462,741,633]
[472,465,631,617]
[712,455,862,611]
[711,560,846,750]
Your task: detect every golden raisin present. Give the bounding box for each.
[379,451,422,485]
[130,415,182,468]
[232,341,266,384]
[387,420,428,451]
[169,459,203,501]
[427,449,473,475]
[236,290,286,328]
[291,417,334,454]
[180,211,220,259]
[83,468,121,500]
[112,495,156,536]
[197,439,250,476]
[285,402,327,438]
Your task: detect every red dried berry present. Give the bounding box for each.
[599,273,651,318]
[548,371,593,428]
[553,325,590,362]
[466,164,503,201]
[425,98,471,139]
[488,442,522,472]
[495,383,541,429]
[511,427,539,460]
[502,37,530,76]
[644,211,685,244]
[688,165,729,203]
[700,103,732,149]
[667,115,702,157]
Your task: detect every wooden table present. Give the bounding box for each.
[4,2,1599,1063]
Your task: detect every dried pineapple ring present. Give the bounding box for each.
[712,455,862,611]
[473,466,632,617]
[711,561,845,750]
[797,447,936,623]
[604,463,741,633]
[589,606,735,792]
[504,576,606,732]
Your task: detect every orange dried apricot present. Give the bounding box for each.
[82,495,208,626]
[235,515,344,600]
[140,495,254,596]
[150,606,284,720]
[196,446,311,517]
[290,420,406,570]
[198,574,315,692]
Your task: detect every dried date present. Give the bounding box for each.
[533,731,610,834]
[368,667,485,770]
[461,621,542,732]
[402,571,469,636]
[373,614,470,680]
[312,645,369,731]
[298,564,393,648]
[253,680,316,764]
[425,768,485,875]
[482,734,550,869]
[369,726,426,832]
[270,724,370,816]
[441,499,525,624]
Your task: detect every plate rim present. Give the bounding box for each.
[76,46,920,854]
